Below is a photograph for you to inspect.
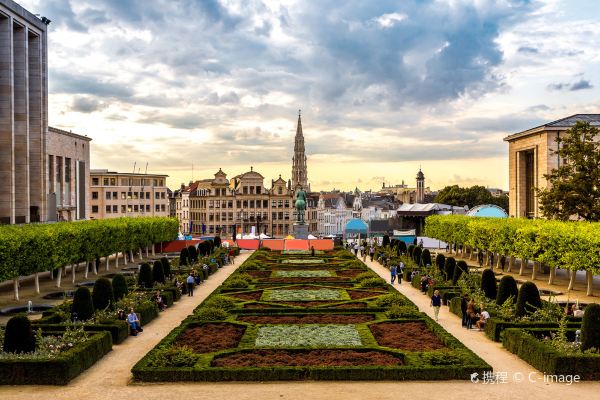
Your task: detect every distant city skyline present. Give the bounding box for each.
[20,0,600,191]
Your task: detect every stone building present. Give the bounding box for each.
[378,168,431,205]
[504,114,600,218]
[291,110,310,192]
[89,170,170,219]
[317,192,352,236]
[0,0,49,224]
[46,127,91,221]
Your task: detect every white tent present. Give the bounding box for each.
[307,234,317,239]
[259,233,270,239]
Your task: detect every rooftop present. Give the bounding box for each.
[504,114,600,142]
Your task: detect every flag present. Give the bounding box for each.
[201,223,206,234]
[189,220,193,235]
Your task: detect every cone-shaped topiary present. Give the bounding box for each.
[515,281,542,317]
[92,277,115,311]
[398,241,407,255]
[188,246,198,263]
[481,269,497,299]
[435,254,446,275]
[179,247,190,266]
[496,275,518,305]
[407,244,415,257]
[382,235,390,247]
[453,260,468,285]
[214,236,222,247]
[72,287,94,321]
[112,273,128,301]
[153,260,165,284]
[422,249,432,266]
[3,315,36,353]
[138,262,153,288]
[444,257,456,282]
[581,303,600,351]
[413,246,422,265]
[160,257,171,278]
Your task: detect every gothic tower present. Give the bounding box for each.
[292,110,309,191]
[416,168,425,203]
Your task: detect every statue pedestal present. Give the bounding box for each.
[293,223,309,240]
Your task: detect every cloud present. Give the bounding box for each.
[517,46,539,54]
[548,78,593,91]
[70,96,108,113]
[50,71,134,99]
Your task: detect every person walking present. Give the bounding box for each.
[390,264,397,284]
[500,255,506,271]
[460,294,469,328]
[369,245,375,262]
[186,273,195,297]
[360,244,366,261]
[311,246,315,257]
[477,251,484,268]
[430,289,442,321]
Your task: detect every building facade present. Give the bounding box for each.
[379,168,432,205]
[317,192,352,236]
[504,114,600,218]
[89,170,169,219]
[46,127,91,221]
[0,0,49,224]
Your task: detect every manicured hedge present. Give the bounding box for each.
[33,321,129,345]
[484,318,582,342]
[0,331,112,385]
[503,328,600,380]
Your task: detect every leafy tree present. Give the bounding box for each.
[179,247,190,266]
[413,246,422,265]
[382,235,390,247]
[537,121,600,221]
[3,315,36,353]
[434,185,508,211]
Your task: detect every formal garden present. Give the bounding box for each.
[372,215,600,380]
[0,217,237,385]
[131,248,490,381]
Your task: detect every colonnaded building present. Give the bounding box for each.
[504,114,600,218]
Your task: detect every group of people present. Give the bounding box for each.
[389,261,406,284]
[459,294,490,330]
[566,304,585,318]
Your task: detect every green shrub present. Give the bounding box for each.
[407,244,415,257]
[453,261,467,285]
[581,303,600,351]
[138,263,153,288]
[152,260,165,284]
[412,247,422,265]
[355,272,376,282]
[112,274,128,301]
[203,295,237,311]
[496,275,518,305]
[223,277,250,289]
[179,247,190,266]
[195,307,229,321]
[398,241,407,255]
[444,257,456,281]
[358,277,387,288]
[480,269,497,300]
[386,305,421,319]
[214,236,222,247]
[421,249,432,266]
[188,246,198,263]
[239,261,260,271]
[435,253,445,274]
[72,287,94,321]
[92,278,114,311]
[160,257,171,278]
[373,293,413,308]
[147,346,200,368]
[2,315,36,354]
[382,235,390,247]
[516,281,542,317]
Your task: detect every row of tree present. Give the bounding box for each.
[424,215,600,295]
[434,185,508,211]
[0,217,178,299]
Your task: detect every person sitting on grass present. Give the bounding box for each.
[476,305,490,331]
[127,308,143,336]
[153,290,166,311]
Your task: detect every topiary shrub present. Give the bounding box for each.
[72,287,94,321]
[138,263,153,288]
[581,303,600,351]
[374,293,414,308]
[92,278,115,311]
[2,315,36,353]
[382,235,390,247]
[435,254,446,274]
[480,269,497,300]
[153,260,165,284]
[203,295,238,311]
[496,275,518,306]
[453,260,468,285]
[195,307,229,321]
[160,257,171,278]
[358,277,387,288]
[112,273,128,301]
[407,244,415,257]
[188,246,198,263]
[179,247,190,266]
[413,246,422,266]
[515,281,542,317]
[398,241,407,255]
[214,236,222,247]
[422,249,432,266]
[444,257,456,282]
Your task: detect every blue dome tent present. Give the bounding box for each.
[466,204,508,218]
[344,218,368,242]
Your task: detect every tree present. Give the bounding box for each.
[480,269,497,300]
[515,281,542,317]
[138,263,153,288]
[112,273,128,301]
[537,121,600,221]
[496,275,518,305]
[434,185,508,211]
[72,287,94,321]
[152,260,165,284]
[92,278,114,310]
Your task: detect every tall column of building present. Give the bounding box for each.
[28,29,43,222]
[416,168,425,204]
[12,21,29,223]
[0,14,13,224]
[291,110,308,190]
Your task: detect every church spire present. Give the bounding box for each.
[292,109,308,191]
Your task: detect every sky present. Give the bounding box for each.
[20,0,600,192]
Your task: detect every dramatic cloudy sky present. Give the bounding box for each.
[21,0,600,191]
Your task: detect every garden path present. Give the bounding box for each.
[1,250,599,400]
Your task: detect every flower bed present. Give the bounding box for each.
[273,270,334,278]
[262,289,344,301]
[174,323,246,353]
[369,322,447,351]
[238,314,375,324]
[281,259,325,264]
[255,325,362,347]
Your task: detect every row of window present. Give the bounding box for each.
[185,199,291,209]
[91,204,167,214]
[91,177,165,187]
[91,191,167,200]
[186,223,291,235]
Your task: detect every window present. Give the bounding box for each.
[127,191,132,199]
[272,212,277,220]
[106,205,111,213]
[285,200,290,208]
[263,200,268,208]
[103,178,109,186]
[250,200,255,208]
[243,186,248,195]
[110,178,116,185]
[134,205,139,212]
[121,192,126,199]
[133,192,138,200]
[161,192,165,199]
[278,187,282,195]
[112,205,118,213]
[243,200,248,208]
[155,192,160,199]
[146,204,150,212]
[272,200,277,208]
[161,204,166,212]
[92,205,98,213]
[105,192,111,200]
[112,192,117,199]
[127,206,132,213]
[209,200,214,208]
[155,205,160,212]
[256,186,261,194]
[236,200,241,208]
[121,205,126,213]
[92,177,99,185]
[278,200,283,208]
[228,200,233,208]
[146,192,150,199]
[92,191,98,200]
